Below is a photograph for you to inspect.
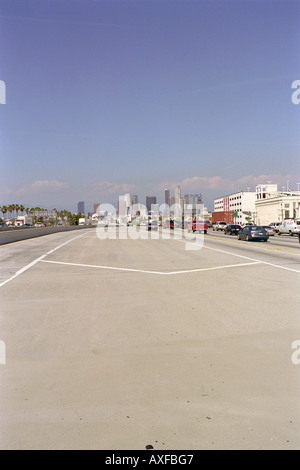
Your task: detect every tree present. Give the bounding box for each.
[7,204,14,218]
[15,204,20,217]
[1,206,7,219]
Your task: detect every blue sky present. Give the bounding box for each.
[0,0,300,212]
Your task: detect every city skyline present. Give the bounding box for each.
[0,1,299,213]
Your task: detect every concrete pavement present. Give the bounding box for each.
[0,228,299,449]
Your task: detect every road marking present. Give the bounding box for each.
[0,232,89,288]
[180,239,300,274]
[207,233,300,255]
[40,259,262,275]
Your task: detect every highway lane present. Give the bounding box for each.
[0,228,299,449]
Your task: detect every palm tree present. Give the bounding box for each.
[20,205,25,215]
[1,205,8,220]
[15,204,20,218]
[7,204,13,219]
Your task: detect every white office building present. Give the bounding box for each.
[214,190,256,224]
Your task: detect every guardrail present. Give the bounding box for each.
[0,225,94,245]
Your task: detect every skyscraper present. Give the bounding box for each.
[146,196,157,214]
[164,189,170,207]
[94,203,100,214]
[131,195,138,205]
[175,185,181,205]
[78,201,85,214]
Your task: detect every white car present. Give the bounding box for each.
[212,221,227,231]
[35,222,44,228]
[262,225,276,236]
[269,222,280,232]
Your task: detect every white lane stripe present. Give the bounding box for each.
[40,259,261,275]
[0,231,90,288]
[178,239,300,274]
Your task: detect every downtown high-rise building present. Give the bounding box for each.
[131,195,139,205]
[77,201,85,214]
[146,196,157,213]
[164,189,170,207]
[190,194,202,205]
[175,185,181,204]
[94,203,100,214]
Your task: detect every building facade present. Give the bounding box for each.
[254,184,300,224]
[146,196,157,213]
[214,191,256,225]
[77,201,85,214]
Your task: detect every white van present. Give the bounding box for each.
[277,219,300,236]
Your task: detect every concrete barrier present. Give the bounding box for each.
[0,225,93,245]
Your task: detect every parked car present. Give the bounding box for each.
[237,225,269,242]
[147,220,158,231]
[277,219,300,236]
[162,219,174,229]
[261,225,276,236]
[212,221,227,231]
[224,224,242,235]
[35,222,44,228]
[188,220,208,234]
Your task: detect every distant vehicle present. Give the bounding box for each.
[147,220,158,231]
[224,224,242,235]
[212,221,227,231]
[261,225,276,236]
[269,222,280,232]
[204,220,211,228]
[162,219,174,229]
[35,222,44,228]
[277,219,300,236]
[57,222,63,226]
[188,220,208,234]
[0,222,6,227]
[78,218,86,226]
[237,225,269,242]
[241,222,255,228]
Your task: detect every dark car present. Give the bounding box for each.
[224,224,242,235]
[237,225,269,242]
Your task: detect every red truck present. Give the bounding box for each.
[187,220,208,234]
[211,211,234,225]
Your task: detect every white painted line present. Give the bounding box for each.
[0,231,89,288]
[177,239,300,274]
[40,259,262,275]
[0,254,48,288]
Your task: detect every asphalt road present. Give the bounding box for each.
[0,228,299,450]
